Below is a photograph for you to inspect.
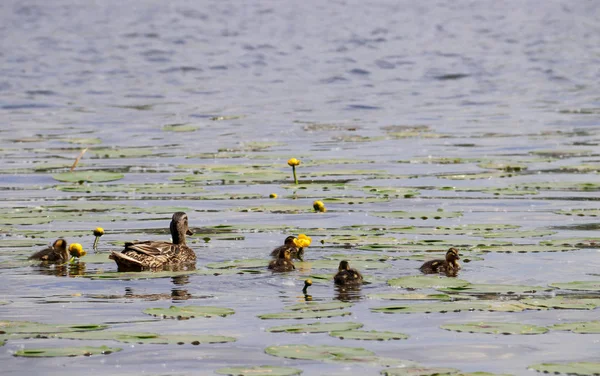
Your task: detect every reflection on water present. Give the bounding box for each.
[334,285,363,302]
[30,261,86,278]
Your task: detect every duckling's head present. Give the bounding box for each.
[171,212,193,244]
[283,236,296,246]
[338,260,350,271]
[446,248,460,263]
[53,239,67,251]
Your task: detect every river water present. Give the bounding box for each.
[1,1,600,375]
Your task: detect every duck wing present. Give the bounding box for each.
[124,241,177,256]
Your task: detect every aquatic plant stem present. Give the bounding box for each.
[292,166,298,184]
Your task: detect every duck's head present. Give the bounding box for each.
[53,239,67,252]
[338,260,350,271]
[171,212,193,244]
[446,248,460,263]
[283,236,296,246]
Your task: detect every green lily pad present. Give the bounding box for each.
[371,210,463,220]
[554,209,600,217]
[143,305,235,319]
[440,322,548,335]
[372,300,540,314]
[268,322,363,333]
[215,366,302,376]
[330,329,409,341]
[205,259,268,269]
[265,344,374,361]
[512,182,600,192]
[367,293,463,301]
[284,302,353,311]
[521,297,600,310]
[361,186,420,198]
[549,321,600,334]
[549,281,600,291]
[258,310,352,320]
[439,283,551,295]
[56,331,235,344]
[482,230,556,238]
[528,362,600,375]
[388,276,470,289]
[303,259,390,270]
[162,123,198,132]
[380,367,460,375]
[0,321,108,335]
[14,345,121,357]
[52,171,125,183]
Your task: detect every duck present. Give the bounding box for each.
[268,248,295,272]
[270,236,298,258]
[334,260,363,286]
[109,212,196,271]
[419,247,461,274]
[270,234,312,261]
[29,239,69,263]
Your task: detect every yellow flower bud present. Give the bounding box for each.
[93,227,104,237]
[69,243,87,258]
[293,233,312,248]
[287,158,300,167]
[313,200,326,212]
[304,279,313,286]
[269,193,278,199]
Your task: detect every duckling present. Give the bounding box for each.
[109,212,196,271]
[268,248,295,272]
[29,239,69,263]
[334,260,363,286]
[419,247,461,274]
[270,236,298,258]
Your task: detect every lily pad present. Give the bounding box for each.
[367,293,463,301]
[205,259,268,269]
[380,367,460,375]
[372,300,540,314]
[528,362,600,375]
[439,283,551,295]
[549,321,600,334]
[554,209,600,217]
[162,123,197,132]
[371,210,463,220]
[56,331,236,344]
[303,259,390,270]
[387,276,470,289]
[0,321,108,335]
[440,322,548,335]
[14,345,121,357]
[265,344,375,361]
[330,329,409,341]
[215,366,302,376]
[258,310,351,320]
[521,297,600,310]
[52,171,125,183]
[268,322,363,333]
[549,281,600,292]
[284,302,353,311]
[143,305,235,319]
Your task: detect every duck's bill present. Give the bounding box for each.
[187,229,194,235]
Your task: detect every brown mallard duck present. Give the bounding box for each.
[419,247,461,274]
[268,248,295,272]
[270,236,298,258]
[334,260,363,286]
[109,212,196,271]
[29,239,69,263]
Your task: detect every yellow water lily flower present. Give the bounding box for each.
[69,243,87,258]
[313,200,326,212]
[93,227,104,249]
[302,279,312,294]
[294,234,312,248]
[269,193,278,198]
[287,158,300,167]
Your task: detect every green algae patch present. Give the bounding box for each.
[268,322,363,333]
[56,331,235,344]
[330,329,409,341]
[549,280,600,292]
[143,305,235,319]
[14,345,121,358]
[528,362,600,375]
[52,171,125,183]
[440,322,548,335]
[549,321,600,334]
[216,366,302,376]
[387,276,470,289]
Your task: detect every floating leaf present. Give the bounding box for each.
[367,293,463,301]
[268,322,363,333]
[303,259,390,270]
[0,321,108,335]
[52,171,124,183]
[521,297,600,310]
[205,259,268,269]
[330,329,409,341]
[56,331,235,344]
[14,345,121,357]
[387,276,470,289]
[554,209,600,217]
[549,280,600,292]
[258,310,351,320]
[371,210,463,220]
[143,305,235,319]
[482,230,556,238]
[162,123,197,132]
[549,321,600,334]
[215,366,302,376]
[528,362,600,375]
[284,302,353,311]
[380,367,460,375]
[439,283,551,295]
[265,344,375,361]
[440,322,548,335]
[372,300,540,314]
